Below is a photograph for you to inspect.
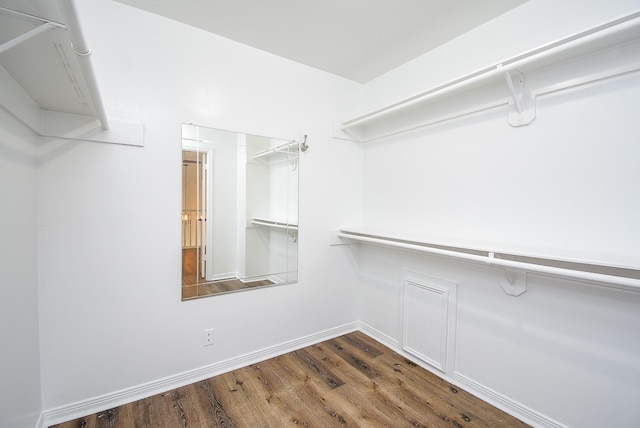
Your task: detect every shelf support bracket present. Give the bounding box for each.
[496,267,527,296]
[489,252,527,296]
[502,68,536,127]
[0,22,57,55]
[329,229,359,246]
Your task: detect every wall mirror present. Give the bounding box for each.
[181,124,299,300]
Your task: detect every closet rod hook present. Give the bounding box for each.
[300,135,309,152]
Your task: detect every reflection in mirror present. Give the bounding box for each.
[181,124,299,300]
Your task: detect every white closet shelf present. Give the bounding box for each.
[335,11,640,142]
[0,1,143,146]
[330,227,640,293]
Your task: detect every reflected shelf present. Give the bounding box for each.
[252,217,298,241]
[252,141,299,160]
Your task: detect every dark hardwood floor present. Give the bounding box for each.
[182,248,200,286]
[182,277,274,299]
[50,331,529,427]
[182,248,274,299]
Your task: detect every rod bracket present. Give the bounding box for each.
[329,229,359,246]
[501,68,536,127]
[497,266,527,296]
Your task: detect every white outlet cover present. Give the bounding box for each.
[203,328,214,346]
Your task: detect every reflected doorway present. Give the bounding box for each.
[182,150,207,286]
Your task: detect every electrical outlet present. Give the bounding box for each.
[203,328,214,346]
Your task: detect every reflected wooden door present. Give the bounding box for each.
[182,150,208,283]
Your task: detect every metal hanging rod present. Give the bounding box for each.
[0,6,67,29]
[332,229,640,293]
[0,7,66,55]
[252,140,300,159]
[340,10,640,131]
[252,218,298,230]
[0,22,56,55]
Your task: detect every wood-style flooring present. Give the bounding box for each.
[50,331,529,428]
[182,248,200,286]
[182,248,273,299]
[182,277,274,299]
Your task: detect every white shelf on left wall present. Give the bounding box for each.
[0,1,143,146]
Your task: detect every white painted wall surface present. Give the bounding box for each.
[0,109,41,427]
[210,133,239,279]
[362,73,640,267]
[236,133,247,278]
[269,158,294,222]
[245,153,270,278]
[356,1,640,427]
[357,246,640,428]
[6,0,639,426]
[267,153,296,272]
[36,0,363,417]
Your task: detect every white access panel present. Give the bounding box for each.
[402,271,458,374]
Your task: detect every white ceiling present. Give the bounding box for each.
[114,0,528,83]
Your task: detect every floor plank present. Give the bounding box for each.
[182,248,274,299]
[50,332,530,428]
[212,367,284,427]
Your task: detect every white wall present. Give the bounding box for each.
[362,71,640,266]
[0,109,41,427]
[355,1,640,427]
[37,0,362,417]
[10,0,640,426]
[267,146,298,279]
[244,134,269,277]
[357,246,640,428]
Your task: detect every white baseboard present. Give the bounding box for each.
[358,321,564,428]
[453,372,567,428]
[357,321,399,349]
[39,321,562,428]
[39,322,359,428]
